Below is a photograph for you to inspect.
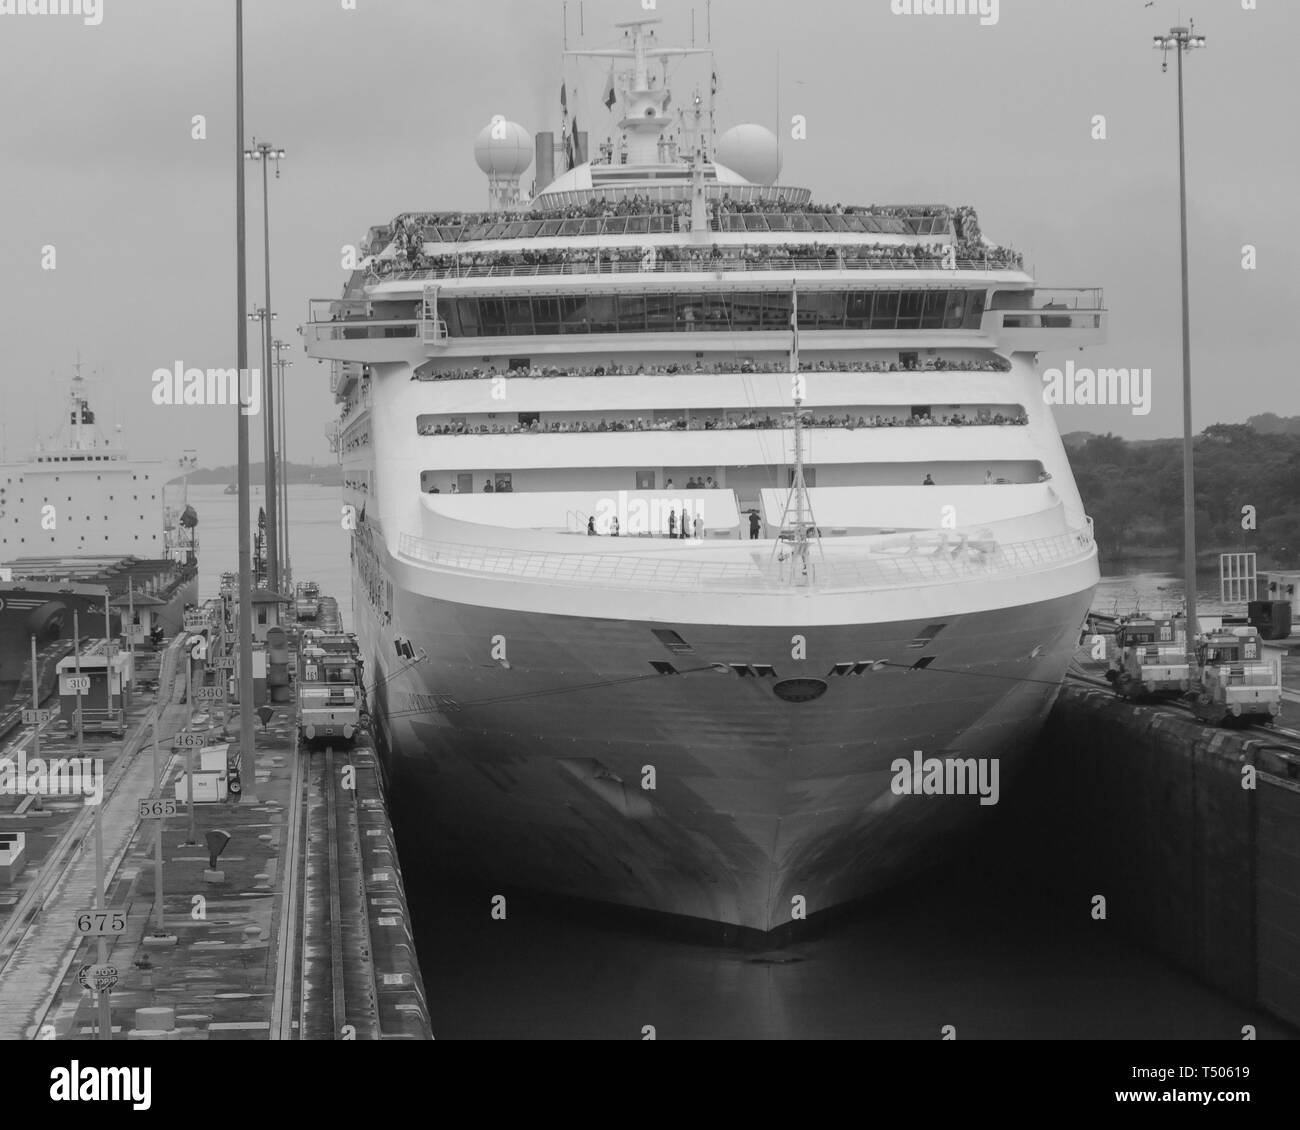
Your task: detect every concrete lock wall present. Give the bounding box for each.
[1040,686,1300,1027]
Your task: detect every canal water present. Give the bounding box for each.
[185,484,1294,1039]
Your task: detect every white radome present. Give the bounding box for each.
[474,120,534,178]
[716,124,782,185]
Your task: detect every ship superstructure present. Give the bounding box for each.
[0,362,198,699]
[303,13,1105,933]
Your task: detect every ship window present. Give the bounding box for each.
[480,298,507,335]
[437,298,461,337]
[456,298,480,336]
[532,298,561,334]
[587,296,617,333]
[644,294,674,332]
[910,656,935,670]
[650,661,679,676]
[675,295,703,328]
[559,296,589,333]
[964,290,987,329]
[921,291,947,329]
[762,292,792,329]
[731,294,763,329]
[943,292,967,328]
[787,467,816,487]
[845,292,872,328]
[506,298,533,335]
[617,294,647,332]
[870,292,899,329]
[897,291,925,329]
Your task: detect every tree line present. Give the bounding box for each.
[1068,423,1300,562]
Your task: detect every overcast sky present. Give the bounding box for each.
[1,0,1295,468]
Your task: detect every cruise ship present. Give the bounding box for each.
[304,12,1105,934]
[0,363,199,704]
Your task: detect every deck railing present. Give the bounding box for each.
[372,255,1023,285]
[396,525,1095,595]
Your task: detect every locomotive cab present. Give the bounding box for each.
[1109,616,1190,700]
[1190,627,1282,726]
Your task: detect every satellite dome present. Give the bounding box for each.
[474,119,534,178]
[716,124,782,186]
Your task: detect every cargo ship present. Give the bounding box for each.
[0,363,199,704]
[303,10,1104,933]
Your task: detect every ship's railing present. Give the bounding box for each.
[305,319,419,342]
[374,255,1023,284]
[396,525,1095,594]
[387,211,953,247]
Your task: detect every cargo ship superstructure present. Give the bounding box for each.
[303,13,1106,933]
[0,364,199,700]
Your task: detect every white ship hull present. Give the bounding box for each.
[353,527,1097,933]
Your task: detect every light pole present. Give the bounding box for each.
[235,0,258,803]
[1154,21,1207,660]
[245,139,284,596]
[247,304,279,593]
[273,339,293,586]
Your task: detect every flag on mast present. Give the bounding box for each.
[603,63,617,110]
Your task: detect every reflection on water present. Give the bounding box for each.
[408,828,1291,1041]
[1092,562,1246,620]
[405,756,1294,1041]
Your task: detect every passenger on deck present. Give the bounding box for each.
[923,474,935,486]
[749,511,761,540]
[611,516,620,537]
[587,516,596,536]
[694,515,705,540]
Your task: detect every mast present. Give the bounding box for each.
[774,280,821,583]
[565,17,710,167]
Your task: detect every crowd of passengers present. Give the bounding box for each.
[369,238,1021,278]
[419,409,1029,437]
[413,357,1012,382]
[365,200,984,256]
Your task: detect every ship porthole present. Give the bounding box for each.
[772,678,828,703]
